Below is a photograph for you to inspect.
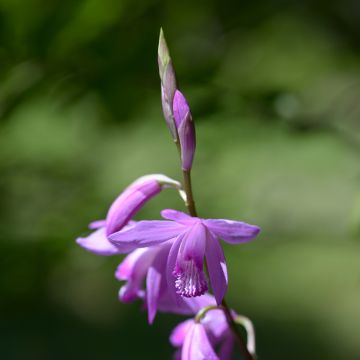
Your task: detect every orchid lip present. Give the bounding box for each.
[174,259,208,298]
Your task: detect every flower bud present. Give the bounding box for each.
[173,90,196,170]
[158,28,177,141]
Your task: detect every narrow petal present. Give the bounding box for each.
[182,323,219,360]
[204,219,260,244]
[161,209,195,224]
[146,244,169,324]
[146,266,162,324]
[106,179,161,235]
[88,220,106,229]
[205,231,228,304]
[166,234,184,305]
[170,319,194,347]
[110,221,184,251]
[116,247,158,303]
[76,227,121,256]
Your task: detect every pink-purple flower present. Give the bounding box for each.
[76,174,181,255]
[115,242,215,323]
[110,209,260,305]
[170,303,235,360]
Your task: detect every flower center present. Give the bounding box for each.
[174,260,208,298]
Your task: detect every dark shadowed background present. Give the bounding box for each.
[1,0,360,359]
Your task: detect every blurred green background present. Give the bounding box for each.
[1,0,360,359]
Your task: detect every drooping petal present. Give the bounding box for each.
[166,234,185,305]
[76,227,121,256]
[115,247,159,303]
[146,266,162,324]
[170,319,194,347]
[146,244,169,324]
[106,178,162,236]
[110,220,185,251]
[204,230,228,305]
[204,219,260,244]
[174,223,208,298]
[182,323,219,360]
[161,209,195,224]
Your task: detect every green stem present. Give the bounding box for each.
[182,170,197,216]
[181,170,254,360]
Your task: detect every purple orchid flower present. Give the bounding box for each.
[76,174,181,255]
[115,242,216,323]
[170,306,234,360]
[110,209,260,305]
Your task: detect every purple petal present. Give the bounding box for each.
[106,178,161,235]
[146,245,169,324]
[173,90,196,171]
[146,266,162,324]
[166,234,184,305]
[204,219,260,244]
[116,247,159,303]
[76,227,121,256]
[161,209,195,224]
[205,231,228,305]
[182,293,216,313]
[88,220,106,229]
[182,323,219,360]
[110,220,184,251]
[203,309,229,343]
[178,111,196,171]
[170,319,194,347]
[173,90,190,128]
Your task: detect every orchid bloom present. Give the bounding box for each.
[110,209,260,304]
[115,243,215,323]
[170,305,235,360]
[76,174,181,255]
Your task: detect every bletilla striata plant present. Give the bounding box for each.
[76,29,260,360]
